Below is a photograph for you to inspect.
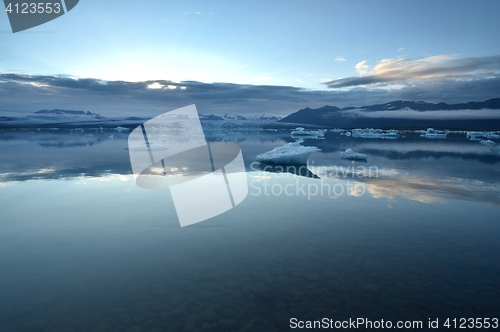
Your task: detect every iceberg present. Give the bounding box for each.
[290,127,326,138]
[126,142,169,151]
[480,140,496,146]
[466,131,500,139]
[420,128,447,139]
[115,126,130,132]
[340,149,368,160]
[466,131,486,138]
[256,141,321,164]
[351,128,399,139]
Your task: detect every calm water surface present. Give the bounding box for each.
[1,129,499,331]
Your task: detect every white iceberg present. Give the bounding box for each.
[115,126,130,132]
[466,131,486,138]
[290,127,326,138]
[126,142,169,151]
[480,140,496,146]
[466,131,500,139]
[340,149,368,160]
[256,141,321,164]
[420,128,447,139]
[351,128,398,139]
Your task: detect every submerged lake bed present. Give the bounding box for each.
[1,127,499,331]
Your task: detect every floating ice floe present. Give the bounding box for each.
[340,149,368,160]
[125,142,169,151]
[290,127,326,139]
[480,140,496,146]
[115,126,130,132]
[467,131,487,138]
[330,128,345,133]
[351,128,399,139]
[466,131,500,140]
[256,141,321,164]
[417,128,447,139]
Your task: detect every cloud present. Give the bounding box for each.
[398,48,405,52]
[147,82,163,89]
[1,70,499,117]
[341,108,500,120]
[0,73,344,116]
[325,54,500,89]
[355,60,369,75]
[335,57,346,62]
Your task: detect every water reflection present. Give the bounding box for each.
[1,130,500,331]
[1,130,500,206]
[362,169,500,205]
[253,163,320,179]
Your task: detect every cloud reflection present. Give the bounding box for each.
[360,169,500,206]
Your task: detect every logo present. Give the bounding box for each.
[4,0,79,33]
[127,105,248,227]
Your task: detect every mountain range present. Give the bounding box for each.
[279,98,500,130]
[0,109,282,128]
[199,113,281,121]
[3,100,500,130]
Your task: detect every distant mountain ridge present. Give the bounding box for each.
[33,109,281,121]
[199,113,281,121]
[279,98,500,130]
[35,109,105,119]
[0,108,283,129]
[341,98,500,112]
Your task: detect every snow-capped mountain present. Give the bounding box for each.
[279,98,500,130]
[222,113,246,120]
[198,113,282,121]
[35,109,105,119]
[0,108,283,129]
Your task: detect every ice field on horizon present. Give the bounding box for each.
[351,128,399,139]
[290,127,326,139]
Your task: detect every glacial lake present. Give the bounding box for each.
[1,128,499,331]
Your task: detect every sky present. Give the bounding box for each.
[1,0,500,116]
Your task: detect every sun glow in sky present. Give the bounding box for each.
[1,0,499,89]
